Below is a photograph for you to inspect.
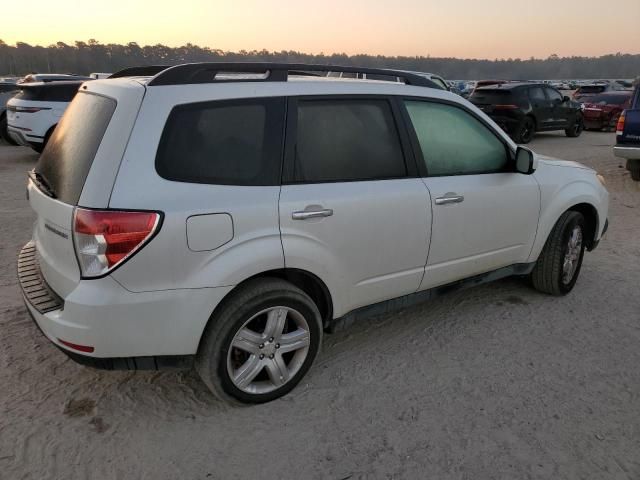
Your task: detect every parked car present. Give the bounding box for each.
[573,83,625,102]
[397,71,450,91]
[6,80,85,152]
[582,91,633,131]
[470,82,583,143]
[0,81,20,144]
[614,79,640,180]
[18,73,92,84]
[19,63,608,404]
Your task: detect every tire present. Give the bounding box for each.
[565,114,583,137]
[530,211,586,295]
[196,277,323,404]
[514,116,535,144]
[0,113,18,146]
[628,160,640,181]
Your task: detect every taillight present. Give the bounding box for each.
[616,111,626,136]
[73,208,161,278]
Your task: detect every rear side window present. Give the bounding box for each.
[156,98,284,186]
[405,100,509,176]
[35,92,116,204]
[289,99,406,183]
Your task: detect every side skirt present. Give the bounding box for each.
[327,262,535,333]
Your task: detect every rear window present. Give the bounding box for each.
[16,83,81,102]
[156,98,284,186]
[34,92,116,204]
[0,84,18,94]
[470,89,515,104]
[586,94,631,105]
[578,86,606,94]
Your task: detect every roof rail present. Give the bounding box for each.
[108,65,172,79]
[145,62,439,88]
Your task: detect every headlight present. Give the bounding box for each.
[596,174,606,186]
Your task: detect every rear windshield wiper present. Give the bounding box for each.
[28,170,57,199]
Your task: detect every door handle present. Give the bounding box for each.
[292,208,334,220]
[434,194,464,205]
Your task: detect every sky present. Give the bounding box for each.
[2,0,639,59]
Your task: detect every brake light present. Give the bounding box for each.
[493,104,519,110]
[616,111,626,136]
[73,208,161,278]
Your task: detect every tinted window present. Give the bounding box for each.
[16,83,81,102]
[586,94,631,105]
[470,89,514,104]
[578,86,606,94]
[529,87,546,101]
[431,77,448,90]
[545,88,563,102]
[405,100,509,176]
[35,92,116,204]
[291,99,406,182]
[0,84,18,94]
[156,98,284,186]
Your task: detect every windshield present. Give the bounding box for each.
[577,86,606,94]
[34,92,116,204]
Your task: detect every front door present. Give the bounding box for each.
[279,97,432,317]
[402,99,541,289]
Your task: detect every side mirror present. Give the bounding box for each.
[562,95,570,102]
[515,146,535,174]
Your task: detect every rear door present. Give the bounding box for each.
[279,97,432,316]
[401,99,540,289]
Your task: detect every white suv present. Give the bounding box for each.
[18,63,609,404]
[7,81,85,152]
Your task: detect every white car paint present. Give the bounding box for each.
[22,72,609,359]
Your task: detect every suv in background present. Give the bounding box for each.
[0,81,20,144]
[19,63,608,404]
[614,79,640,180]
[470,82,583,143]
[6,80,85,152]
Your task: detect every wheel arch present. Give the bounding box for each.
[567,202,599,251]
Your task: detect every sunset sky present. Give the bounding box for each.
[2,0,639,59]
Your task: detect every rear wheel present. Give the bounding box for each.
[627,160,640,181]
[565,114,583,137]
[530,211,585,295]
[196,278,323,404]
[0,113,18,145]
[514,116,535,144]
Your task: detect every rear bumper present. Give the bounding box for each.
[18,241,233,363]
[614,146,640,160]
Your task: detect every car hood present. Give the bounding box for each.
[536,155,594,172]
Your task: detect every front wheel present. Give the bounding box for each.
[531,211,586,295]
[565,114,583,137]
[196,278,322,404]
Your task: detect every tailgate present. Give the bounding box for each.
[27,177,80,298]
[620,109,640,144]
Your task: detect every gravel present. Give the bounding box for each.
[1,131,639,479]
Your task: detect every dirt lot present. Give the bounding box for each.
[1,131,639,480]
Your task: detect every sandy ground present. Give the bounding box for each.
[1,131,639,480]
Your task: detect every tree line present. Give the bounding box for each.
[1,39,639,80]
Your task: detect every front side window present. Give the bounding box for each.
[529,87,546,102]
[545,88,563,102]
[156,98,284,186]
[290,99,407,183]
[405,100,509,176]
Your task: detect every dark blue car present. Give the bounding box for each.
[614,79,640,180]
